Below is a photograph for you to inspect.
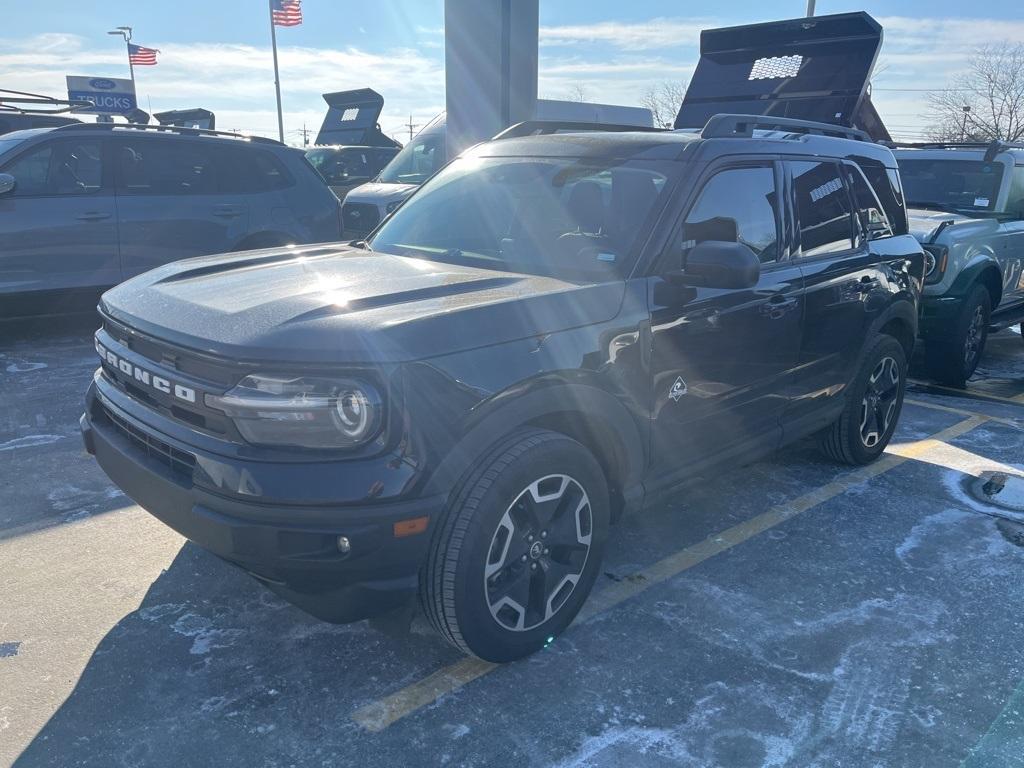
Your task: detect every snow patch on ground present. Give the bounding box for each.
[0,434,64,452]
[171,612,245,655]
[5,361,47,373]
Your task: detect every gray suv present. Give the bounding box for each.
[0,124,343,318]
[893,141,1024,384]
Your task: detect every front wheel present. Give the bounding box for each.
[924,285,991,386]
[421,429,609,662]
[819,335,908,465]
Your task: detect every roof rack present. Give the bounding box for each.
[492,120,665,140]
[891,140,1024,162]
[49,121,284,145]
[0,88,91,116]
[701,114,870,142]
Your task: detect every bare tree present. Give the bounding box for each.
[926,42,1024,142]
[640,80,688,129]
[566,82,588,103]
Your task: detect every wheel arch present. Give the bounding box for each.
[950,253,1003,309]
[423,383,647,522]
[870,299,918,357]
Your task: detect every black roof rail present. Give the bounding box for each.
[891,140,1024,162]
[701,114,871,142]
[493,120,664,140]
[0,88,91,115]
[49,121,284,145]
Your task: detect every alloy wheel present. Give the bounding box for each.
[859,356,901,448]
[483,474,593,632]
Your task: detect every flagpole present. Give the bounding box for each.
[268,0,285,143]
[125,37,135,85]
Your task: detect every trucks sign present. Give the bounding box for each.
[66,76,137,115]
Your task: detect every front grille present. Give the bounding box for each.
[342,202,381,235]
[102,404,196,477]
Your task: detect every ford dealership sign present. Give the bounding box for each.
[66,75,137,115]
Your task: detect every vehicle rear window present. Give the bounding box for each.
[221,148,293,193]
[115,139,218,195]
[898,158,1004,213]
[0,139,102,196]
[791,160,855,257]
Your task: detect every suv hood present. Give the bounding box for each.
[907,207,995,243]
[100,244,625,364]
[345,182,418,205]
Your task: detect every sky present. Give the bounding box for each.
[3,0,1024,145]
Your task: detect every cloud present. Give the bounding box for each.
[540,18,711,51]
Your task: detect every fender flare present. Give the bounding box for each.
[421,382,647,503]
[948,251,1003,306]
[868,296,918,346]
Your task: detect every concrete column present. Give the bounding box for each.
[444,0,539,158]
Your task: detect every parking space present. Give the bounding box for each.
[2,323,1024,767]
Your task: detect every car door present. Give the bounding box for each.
[648,161,804,486]
[784,159,891,433]
[0,136,119,294]
[112,137,250,279]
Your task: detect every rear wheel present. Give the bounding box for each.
[421,429,609,662]
[820,335,907,465]
[924,284,991,386]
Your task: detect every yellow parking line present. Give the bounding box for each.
[351,415,988,732]
[908,379,1024,407]
[904,398,1022,429]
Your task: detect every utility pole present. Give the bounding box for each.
[806,0,816,16]
[961,105,971,141]
[301,123,309,146]
[405,114,418,141]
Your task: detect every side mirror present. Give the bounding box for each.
[670,240,760,289]
[0,173,15,196]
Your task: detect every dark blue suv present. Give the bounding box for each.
[0,124,342,318]
[82,115,925,662]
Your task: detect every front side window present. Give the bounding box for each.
[846,164,893,242]
[791,160,855,257]
[898,158,1004,214]
[370,156,674,280]
[1,140,102,197]
[115,140,217,195]
[681,166,779,264]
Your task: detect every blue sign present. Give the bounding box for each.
[66,75,137,115]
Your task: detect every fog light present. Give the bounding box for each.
[337,536,352,554]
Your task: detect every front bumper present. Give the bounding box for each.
[82,381,443,623]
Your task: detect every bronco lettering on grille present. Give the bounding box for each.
[95,340,197,404]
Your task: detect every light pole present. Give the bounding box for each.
[806,0,816,16]
[961,105,971,141]
[107,27,135,85]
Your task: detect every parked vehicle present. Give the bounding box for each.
[305,144,399,202]
[892,142,1024,384]
[341,101,655,239]
[0,123,342,318]
[0,88,84,137]
[82,114,924,661]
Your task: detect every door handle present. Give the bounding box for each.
[76,211,111,221]
[212,206,243,219]
[761,294,798,319]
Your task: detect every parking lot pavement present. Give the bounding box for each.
[2,322,1023,768]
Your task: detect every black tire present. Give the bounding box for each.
[820,335,907,466]
[420,429,609,662]
[924,284,991,386]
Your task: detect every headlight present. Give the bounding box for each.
[205,374,382,449]
[385,200,403,214]
[923,245,948,284]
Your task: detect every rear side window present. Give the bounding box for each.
[220,148,293,193]
[1,140,102,197]
[791,160,855,257]
[115,139,217,195]
[681,165,780,264]
[845,163,893,241]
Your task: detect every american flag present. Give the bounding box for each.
[271,0,303,27]
[128,44,159,66]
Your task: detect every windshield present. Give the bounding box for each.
[899,158,1005,213]
[370,156,674,280]
[377,120,445,185]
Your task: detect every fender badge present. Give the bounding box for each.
[669,376,687,402]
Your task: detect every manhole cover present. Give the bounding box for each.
[970,472,1024,513]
